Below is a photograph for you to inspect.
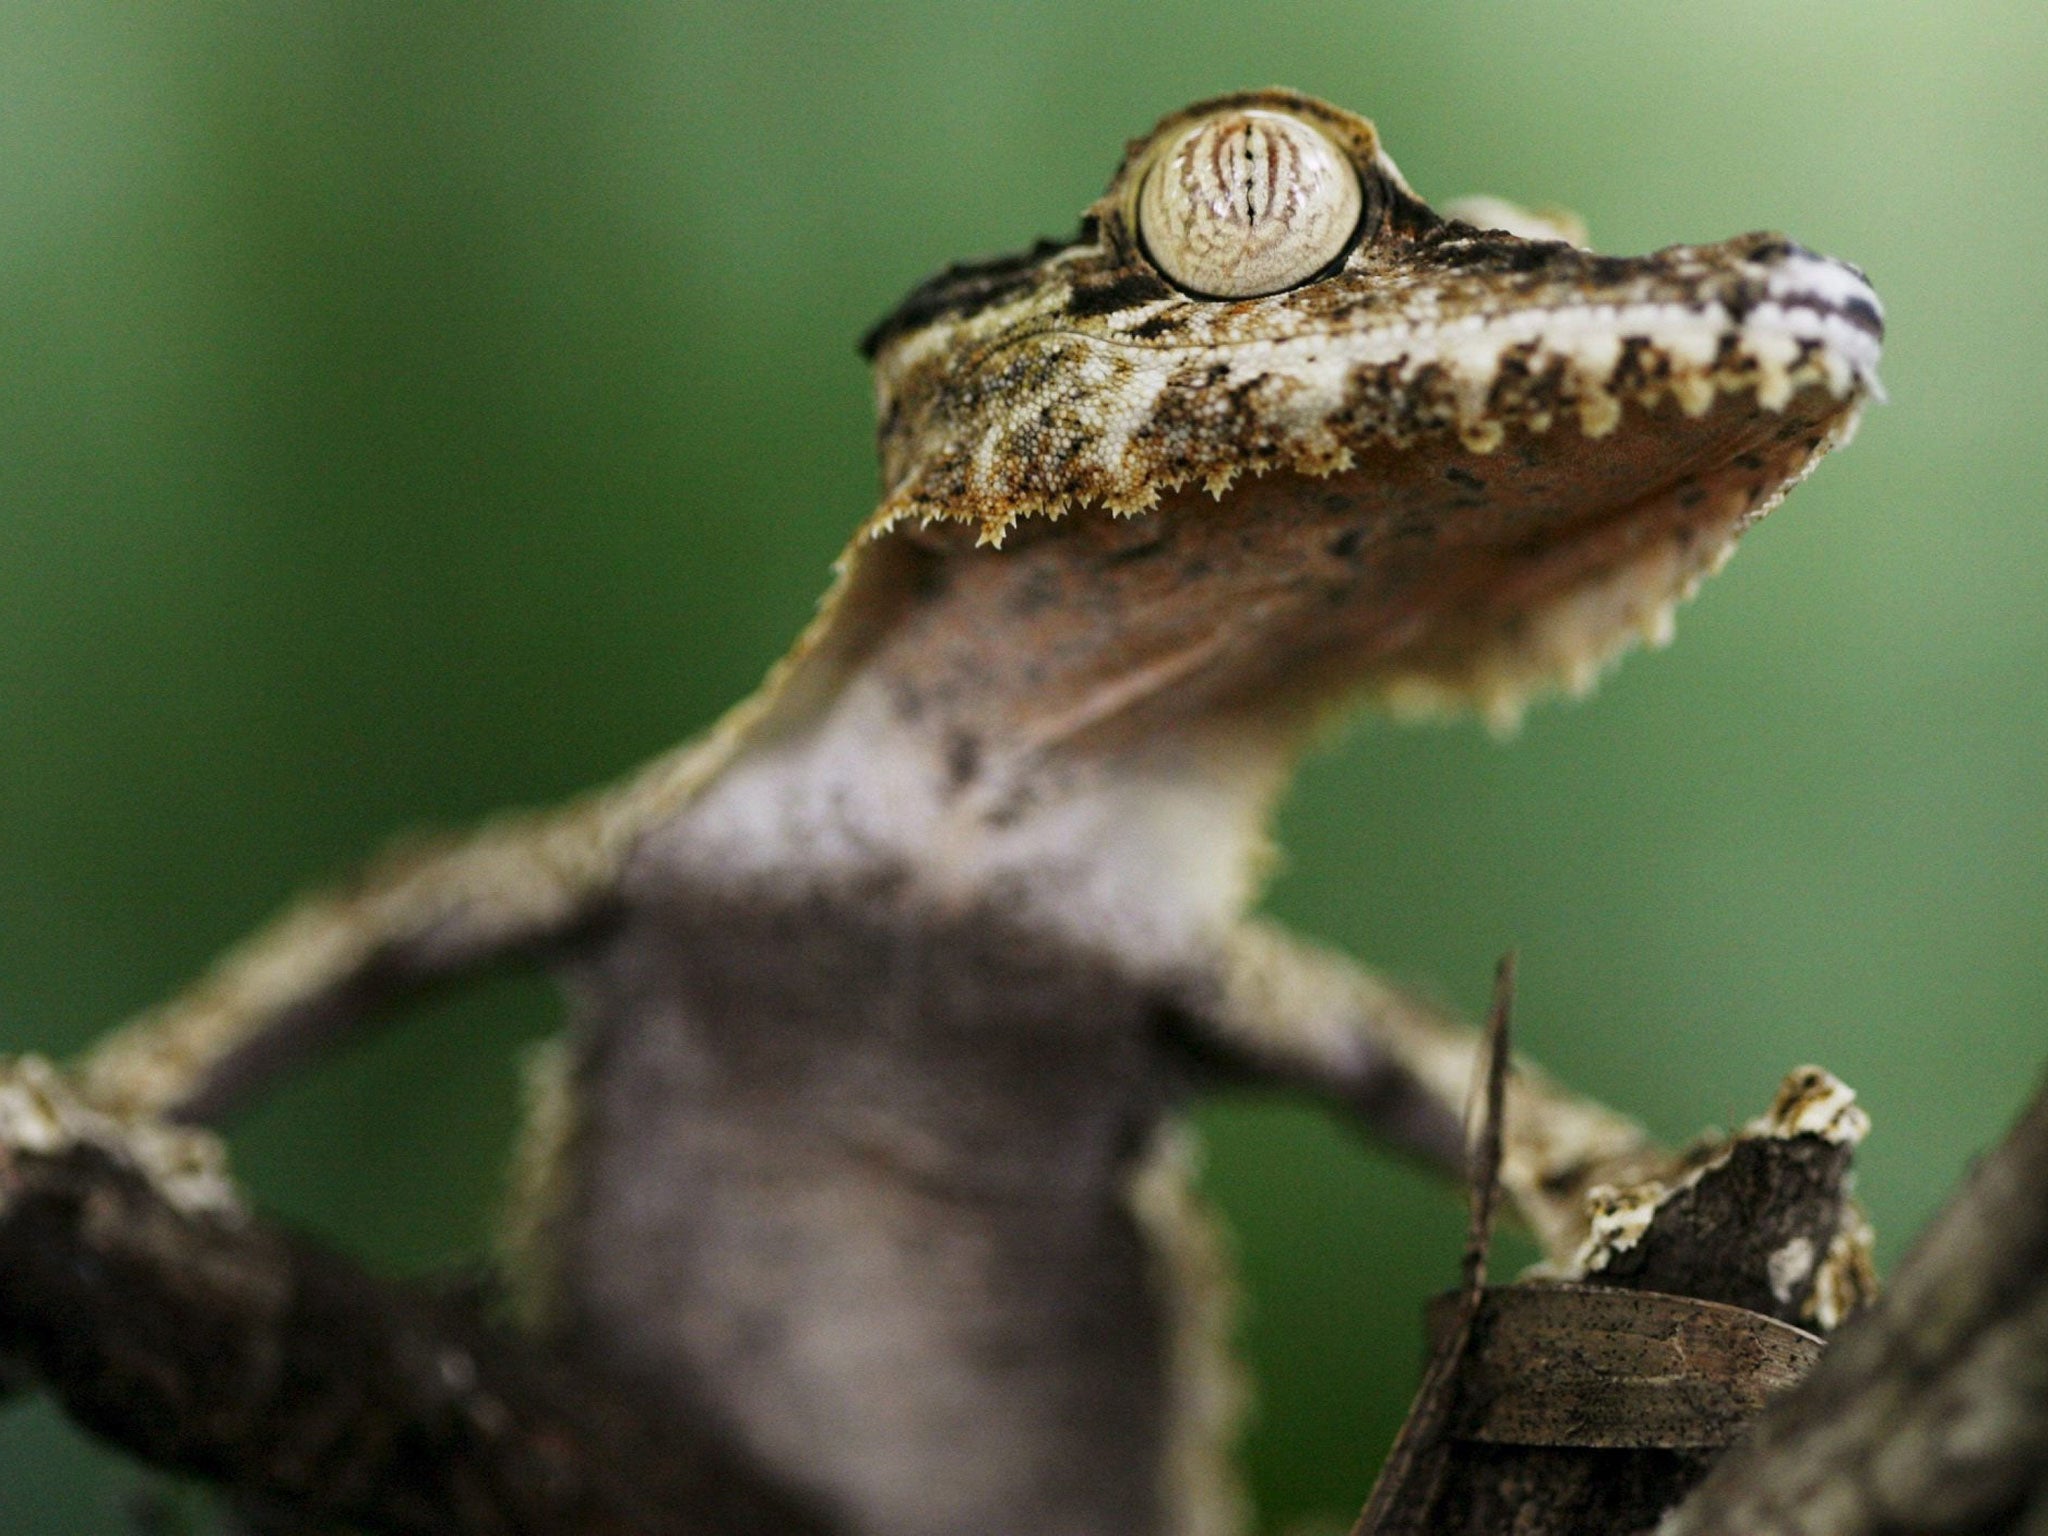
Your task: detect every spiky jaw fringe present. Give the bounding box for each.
[854,295,1875,751]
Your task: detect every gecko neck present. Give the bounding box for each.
[635,508,1322,972]
[646,667,1288,973]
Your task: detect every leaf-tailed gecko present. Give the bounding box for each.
[64,90,1882,1536]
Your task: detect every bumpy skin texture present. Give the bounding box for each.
[864,90,1878,535]
[60,90,1882,1536]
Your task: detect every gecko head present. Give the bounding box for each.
[854,89,1882,736]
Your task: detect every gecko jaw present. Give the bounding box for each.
[866,227,1882,557]
[1363,375,1869,737]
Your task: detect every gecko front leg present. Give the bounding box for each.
[78,797,634,1124]
[1166,920,1660,1262]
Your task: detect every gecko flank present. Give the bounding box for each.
[71,90,1881,1536]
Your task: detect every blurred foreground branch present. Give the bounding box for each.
[1356,1058,2048,1536]
[0,1059,825,1536]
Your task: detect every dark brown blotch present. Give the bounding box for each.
[945,731,983,791]
[860,233,1086,359]
[1064,267,1177,320]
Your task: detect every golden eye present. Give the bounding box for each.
[1137,110,1363,299]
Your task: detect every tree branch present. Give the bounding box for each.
[7,1041,2046,1536]
[0,1058,828,1536]
[1355,1062,1872,1534]
[1663,1067,2048,1535]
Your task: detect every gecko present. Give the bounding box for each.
[59,89,1882,1536]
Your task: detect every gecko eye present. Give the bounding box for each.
[1137,110,1363,299]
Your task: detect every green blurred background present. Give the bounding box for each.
[2,2,2043,1529]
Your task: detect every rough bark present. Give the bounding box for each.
[1663,1067,2048,1536]
[1355,1064,2048,1536]
[1354,1038,1872,1535]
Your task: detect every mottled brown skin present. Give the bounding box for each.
[54,90,1881,1536]
[879,393,1839,752]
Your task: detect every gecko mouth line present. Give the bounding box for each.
[879,356,1866,746]
[868,246,1880,549]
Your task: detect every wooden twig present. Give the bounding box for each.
[1352,952,1517,1536]
[1663,1067,2048,1536]
[1352,1013,1875,1533]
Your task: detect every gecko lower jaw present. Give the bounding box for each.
[1376,376,1871,735]
[861,233,1881,748]
[1333,246,1880,732]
